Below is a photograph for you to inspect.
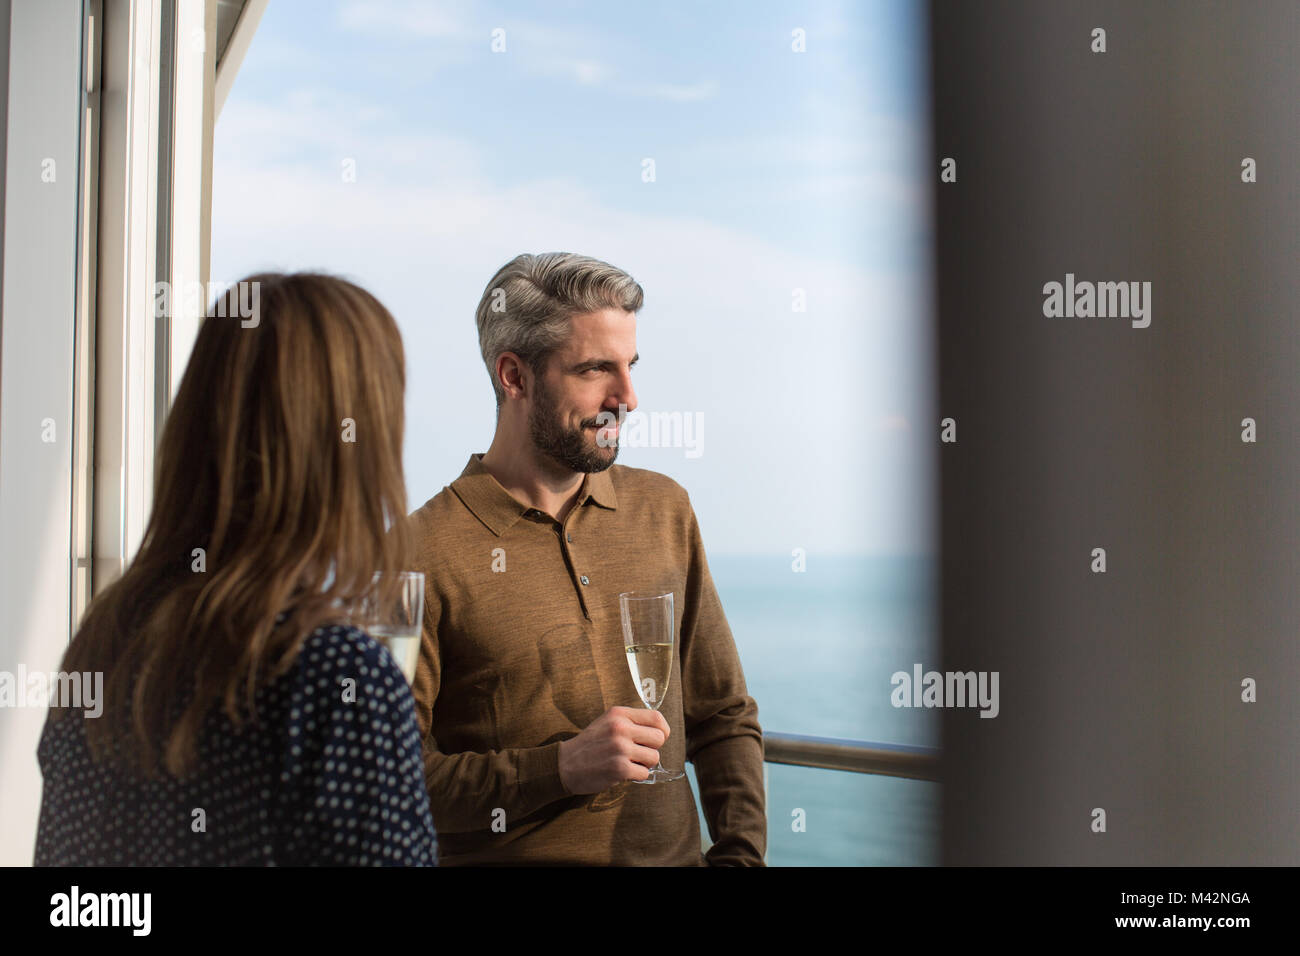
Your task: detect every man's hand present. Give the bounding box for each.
[557,706,671,794]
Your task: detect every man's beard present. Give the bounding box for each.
[528,373,618,474]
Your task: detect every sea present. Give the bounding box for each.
[685,553,940,866]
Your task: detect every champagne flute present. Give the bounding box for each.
[352,571,424,685]
[619,590,685,783]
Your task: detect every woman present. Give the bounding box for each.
[34,273,437,865]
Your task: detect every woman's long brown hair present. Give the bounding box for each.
[53,273,412,779]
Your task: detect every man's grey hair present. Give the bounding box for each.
[475,252,644,410]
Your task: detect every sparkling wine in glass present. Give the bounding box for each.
[353,571,424,685]
[619,590,685,783]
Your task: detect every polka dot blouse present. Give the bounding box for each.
[34,624,438,866]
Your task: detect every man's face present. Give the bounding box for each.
[527,307,638,474]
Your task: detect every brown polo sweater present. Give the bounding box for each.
[404,453,766,865]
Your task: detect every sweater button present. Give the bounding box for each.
[580,575,589,585]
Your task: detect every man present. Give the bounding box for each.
[406,252,766,865]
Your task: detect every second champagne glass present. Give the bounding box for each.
[352,571,424,685]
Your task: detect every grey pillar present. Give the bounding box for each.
[932,0,1300,864]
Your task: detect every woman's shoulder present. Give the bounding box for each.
[286,622,411,711]
[296,621,394,666]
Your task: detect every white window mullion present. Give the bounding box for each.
[165,0,215,401]
[93,0,164,591]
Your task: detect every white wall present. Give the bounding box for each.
[0,0,85,866]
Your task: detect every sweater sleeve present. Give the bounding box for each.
[410,586,571,835]
[677,495,768,866]
[278,626,439,866]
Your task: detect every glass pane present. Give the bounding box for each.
[212,0,936,867]
[691,763,939,866]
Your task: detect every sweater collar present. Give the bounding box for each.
[450,452,618,536]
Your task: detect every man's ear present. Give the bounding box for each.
[496,351,526,401]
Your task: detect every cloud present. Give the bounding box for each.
[536,57,611,85]
[530,62,719,100]
[488,17,716,100]
[336,0,474,39]
[629,80,719,102]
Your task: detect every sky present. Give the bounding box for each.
[211,0,935,557]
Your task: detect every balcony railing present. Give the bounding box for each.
[762,732,939,781]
